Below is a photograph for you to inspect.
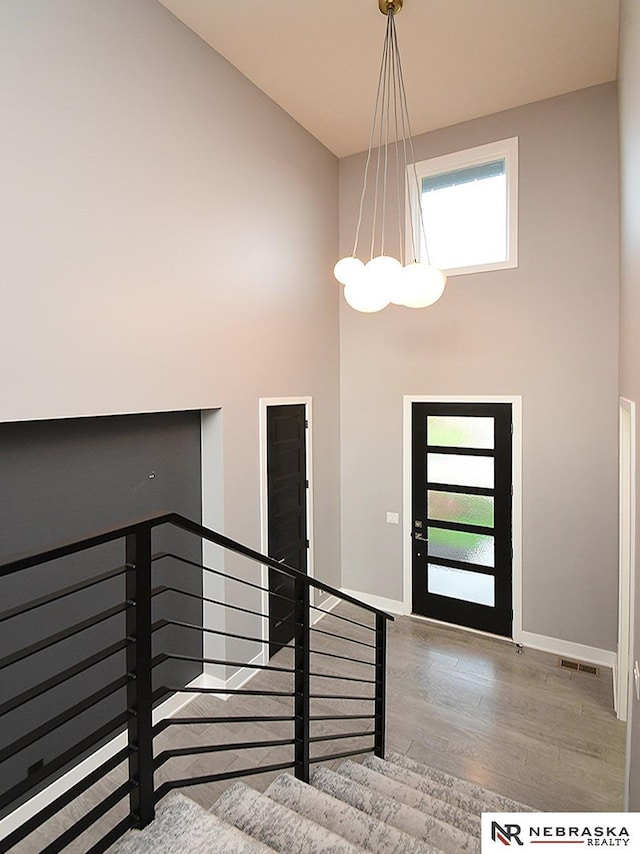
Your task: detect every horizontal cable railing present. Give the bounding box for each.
[0,513,392,853]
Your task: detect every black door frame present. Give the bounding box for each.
[260,397,314,662]
[403,395,522,640]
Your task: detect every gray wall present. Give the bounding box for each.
[618,0,640,810]
[0,1,341,591]
[338,84,620,652]
[0,412,201,560]
[0,412,203,806]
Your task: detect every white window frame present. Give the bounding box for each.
[407,137,519,277]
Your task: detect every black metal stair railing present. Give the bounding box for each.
[0,513,393,854]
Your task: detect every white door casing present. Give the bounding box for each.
[403,394,523,641]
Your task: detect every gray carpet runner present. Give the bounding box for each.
[110,752,531,852]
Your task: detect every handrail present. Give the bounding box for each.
[167,514,395,622]
[0,512,392,852]
[0,512,394,622]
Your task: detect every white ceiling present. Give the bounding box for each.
[158,0,620,158]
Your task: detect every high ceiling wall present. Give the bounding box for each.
[0,0,342,588]
[338,84,620,653]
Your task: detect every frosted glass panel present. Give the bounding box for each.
[427,416,494,449]
[428,564,495,607]
[428,491,494,528]
[427,454,494,488]
[428,527,494,567]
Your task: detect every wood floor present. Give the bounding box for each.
[10,605,626,851]
[383,613,625,812]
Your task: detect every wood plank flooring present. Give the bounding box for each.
[9,605,626,851]
[383,612,625,812]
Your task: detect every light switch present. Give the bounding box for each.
[386,512,399,524]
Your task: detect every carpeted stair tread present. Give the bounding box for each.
[106,752,537,852]
[385,751,532,813]
[339,759,480,836]
[108,792,276,853]
[311,766,479,854]
[212,780,365,853]
[362,756,487,816]
[265,772,433,854]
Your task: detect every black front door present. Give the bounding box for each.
[267,404,308,658]
[411,401,513,637]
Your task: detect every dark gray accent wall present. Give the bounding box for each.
[0,411,202,559]
[0,411,203,810]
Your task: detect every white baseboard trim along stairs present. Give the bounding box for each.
[109,751,532,853]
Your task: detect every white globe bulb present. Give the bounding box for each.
[400,262,446,308]
[343,265,390,313]
[365,255,402,301]
[334,256,365,286]
[362,256,405,305]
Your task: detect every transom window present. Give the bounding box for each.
[407,137,518,276]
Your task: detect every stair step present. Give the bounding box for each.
[311,766,479,854]
[362,755,487,816]
[265,772,432,854]
[109,792,276,853]
[212,780,365,853]
[108,753,534,852]
[340,758,480,836]
[385,751,532,813]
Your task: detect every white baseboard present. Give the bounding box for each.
[340,588,407,616]
[518,631,616,669]
[0,647,272,842]
[222,651,264,695]
[0,673,205,842]
[312,594,341,624]
[338,590,616,672]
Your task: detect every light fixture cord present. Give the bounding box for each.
[379,11,394,257]
[370,17,392,260]
[390,12,404,265]
[351,17,389,260]
[391,15,431,264]
[390,13,414,263]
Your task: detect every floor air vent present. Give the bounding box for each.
[559,658,599,676]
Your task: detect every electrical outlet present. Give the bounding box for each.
[386,512,399,524]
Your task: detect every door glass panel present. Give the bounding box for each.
[428,490,494,528]
[428,527,494,567]
[427,416,494,449]
[428,564,495,607]
[427,453,494,488]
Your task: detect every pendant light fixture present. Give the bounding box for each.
[334,0,446,313]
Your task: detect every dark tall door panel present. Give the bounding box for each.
[267,404,308,658]
[411,402,513,638]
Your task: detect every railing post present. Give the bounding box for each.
[126,525,155,827]
[374,613,387,759]
[294,577,310,782]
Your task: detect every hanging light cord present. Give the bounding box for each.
[390,13,431,264]
[351,7,431,266]
[351,19,389,259]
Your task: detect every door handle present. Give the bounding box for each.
[413,533,428,542]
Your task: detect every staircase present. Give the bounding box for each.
[110,751,531,853]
